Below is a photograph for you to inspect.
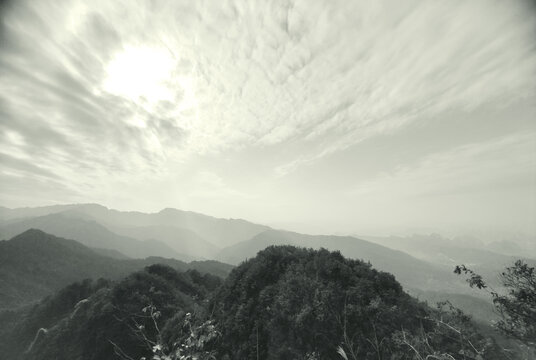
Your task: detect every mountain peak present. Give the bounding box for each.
[11,228,52,241]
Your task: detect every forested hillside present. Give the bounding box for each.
[1,246,518,360]
[0,229,232,309]
[0,266,222,360]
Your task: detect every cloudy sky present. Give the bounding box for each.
[1,0,535,236]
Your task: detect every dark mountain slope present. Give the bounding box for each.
[90,247,130,259]
[0,229,139,309]
[0,265,222,360]
[188,260,235,278]
[0,246,506,360]
[0,230,233,309]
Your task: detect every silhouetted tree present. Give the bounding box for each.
[455,260,536,346]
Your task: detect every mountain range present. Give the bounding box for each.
[0,204,269,259]
[0,245,514,360]
[361,233,536,284]
[1,203,531,324]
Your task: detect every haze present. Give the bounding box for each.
[0,0,535,237]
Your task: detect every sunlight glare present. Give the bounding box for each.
[103,46,176,104]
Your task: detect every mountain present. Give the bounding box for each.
[213,246,504,359]
[360,234,536,288]
[0,229,233,309]
[0,265,223,360]
[188,260,235,278]
[0,229,140,309]
[0,246,507,360]
[80,205,270,248]
[90,247,131,259]
[217,229,471,295]
[0,204,79,224]
[0,204,271,248]
[0,212,191,260]
[486,239,531,257]
[110,224,219,259]
[408,288,499,324]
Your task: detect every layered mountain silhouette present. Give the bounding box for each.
[0,204,511,321]
[0,204,270,259]
[110,224,219,259]
[0,229,232,309]
[361,234,536,287]
[0,213,190,260]
[0,203,269,246]
[0,204,529,358]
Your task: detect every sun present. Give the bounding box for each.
[102,45,199,128]
[103,45,177,104]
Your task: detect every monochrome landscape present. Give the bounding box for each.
[0,0,535,359]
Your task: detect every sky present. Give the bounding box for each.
[0,0,535,236]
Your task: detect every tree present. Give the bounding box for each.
[213,246,502,359]
[454,260,536,346]
[111,304,220,360]
[390,301,498,360]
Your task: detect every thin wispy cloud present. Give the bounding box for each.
[349,132,535,198]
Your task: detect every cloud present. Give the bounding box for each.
[0,0,534,227]
[0,152,62,180]
[187,171,254,201]
[348,132,536,200]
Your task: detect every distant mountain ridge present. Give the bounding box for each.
[0,204,80,223]
[1,204,485,296]
[360,234,536,288]
[0,203,270,250]
[1,204,527,339]
[110,224,219,259]
[0,213,192,261]
[1,203,527,322]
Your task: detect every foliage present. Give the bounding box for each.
[390,301,498,360]
[212,246,502,359]
[0,264,221,360]
[1,244,525,360]
[0,278,110,358]
[455,260,536,346]
[112,305,220,360]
